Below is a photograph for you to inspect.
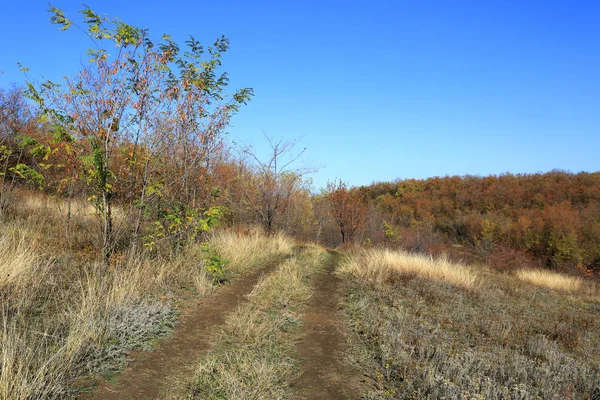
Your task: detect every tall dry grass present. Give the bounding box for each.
[15,188,127,223]
[210,228,294,274]
[339,248,479,288]
[0,193,238,398]
[0,233,40,291]
[0,224,214,399]
[516,268,583,293]
[0,223,99,399]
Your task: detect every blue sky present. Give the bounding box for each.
[1,0,599,190]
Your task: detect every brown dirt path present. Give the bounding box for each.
[291,251,362,400]
[80,260,280,400]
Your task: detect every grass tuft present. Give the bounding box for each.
[516,268,583,293]
[210,228,294,274]
[339,248,479,288]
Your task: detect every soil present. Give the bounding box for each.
[80,261,279,400]
[290,251,362,399]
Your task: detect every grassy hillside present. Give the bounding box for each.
[361,171,600,275]
[340,249,600,399]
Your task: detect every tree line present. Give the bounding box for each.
[1,6,598,277]
[358,172,600,274]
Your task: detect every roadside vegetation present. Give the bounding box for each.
[0,189,293,400]
[210,228,294,275]
[340,249,600,399]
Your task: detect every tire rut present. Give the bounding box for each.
[81,259,282,400]
[291,251,362,400]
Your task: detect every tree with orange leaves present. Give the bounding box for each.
[325,179,367,245]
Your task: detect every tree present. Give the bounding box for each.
[25,5,253,264]
[239,134,314,233]
[0,87,26,215]
[0,87,44,217]
[325,179,367,245]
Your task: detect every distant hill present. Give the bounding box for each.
[362,171,600,274]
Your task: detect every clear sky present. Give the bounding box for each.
[1,0,599,190]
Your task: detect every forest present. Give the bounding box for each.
[362,171,600,274]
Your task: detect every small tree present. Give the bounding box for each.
[325,179,367,245]
[0,87,44,217]
[239,134,313,233]
[25,5,253,264]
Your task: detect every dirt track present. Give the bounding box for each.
[83,262,279,400]
[82,251,361,399]
[291,251,361,399]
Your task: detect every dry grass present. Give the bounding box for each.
[15,188,127,223]
[0,232,40,291]
[0,225,103,399]
[342,251,600,399]
[0,191,296,399]
[0,227,211,399]
[516,268,583,293]
[339,248,479,288]
[210,228,294,274]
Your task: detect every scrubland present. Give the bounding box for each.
[5,8,599,398]
[340,248,600,399]
[0,190,293,399]
[3,188,600,400]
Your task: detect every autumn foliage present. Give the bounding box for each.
[364,172,600,274]
[1,7,599,278]
[325,179,367,245]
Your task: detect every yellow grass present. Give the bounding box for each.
[516,269,583,293]
[339,248,479,288]
[0,222,214,399]
[210,228,294,274]
[0,233,40,290]
[15,188,127,223]
[0,191,297,398]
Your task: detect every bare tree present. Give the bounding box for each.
[239,133,315,233]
